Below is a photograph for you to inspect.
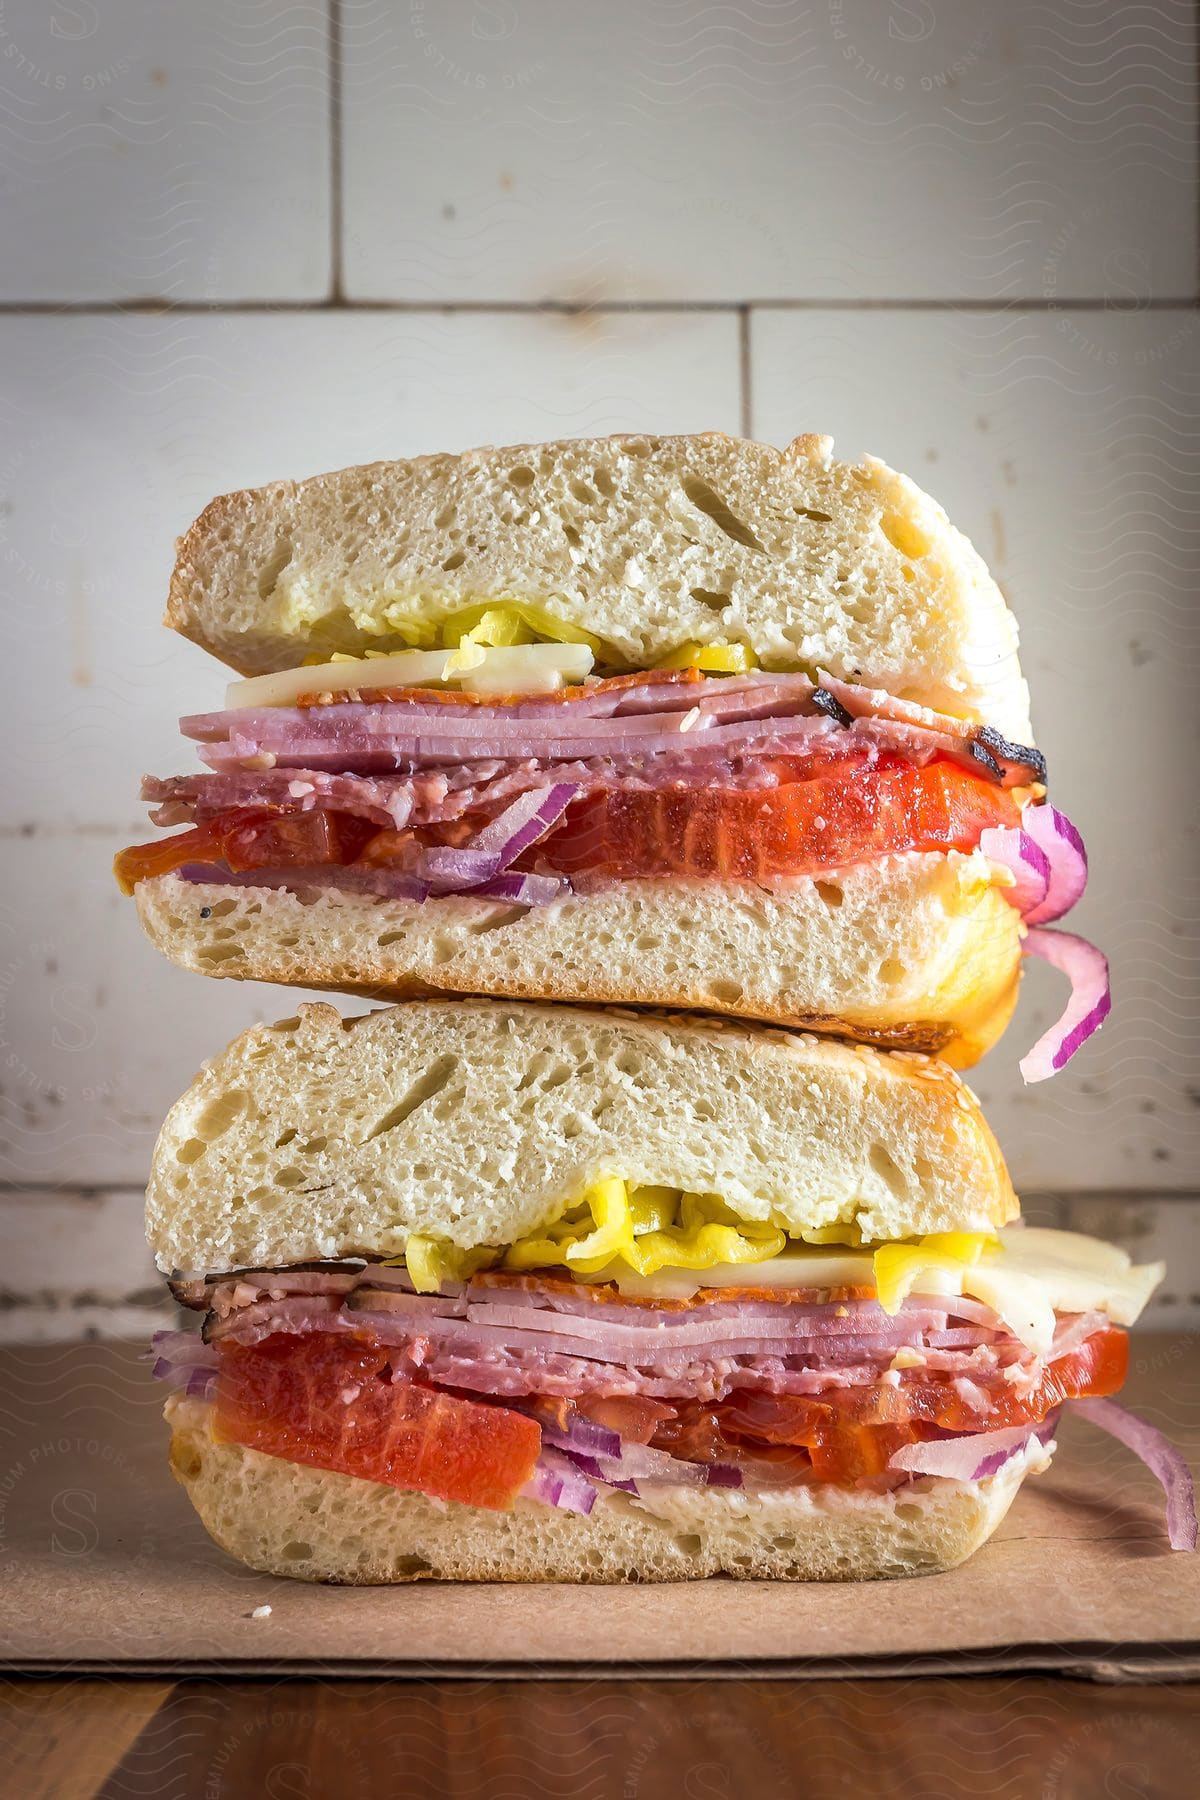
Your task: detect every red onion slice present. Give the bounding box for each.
[149,1329,219,1400]
[417,845,504,888]
[558,1444,740,1496]
[537,1406,743,1492]
[979,826,1052,915]
[475,871,566,905]
[521,1449,598,1514]
[556,1449,637,1492]
[540,1415,623,1461]
[889,1417,1055,1482]
[469,782,579,857]
[595,1443,710,1485]
[1021,804,1089,924]
[1072,1398,1197,1552]
[150,1328,218,1367]
[1018,927,1111,1083]
[415,784,577,890]
[176,860,568,908]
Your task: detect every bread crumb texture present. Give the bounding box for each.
[137,855,1021,1066]
[145,994,1016,1273]
[168,433,1030,736]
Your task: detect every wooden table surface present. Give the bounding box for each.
[2,1673,1198,1799]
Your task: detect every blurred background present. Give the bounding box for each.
[0,1,1195,1339]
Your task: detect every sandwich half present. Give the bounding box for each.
[148,1001,1174,1584]
[116,432,1106,1071]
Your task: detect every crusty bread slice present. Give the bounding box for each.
[135,853,1022,1067]
[145,998,1017,1276]
[167,432,1031,737]
[166,1397,1052,1583]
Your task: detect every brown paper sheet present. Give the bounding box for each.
[1,1336,1196,1679]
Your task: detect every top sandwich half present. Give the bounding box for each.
[119,432,1105,1072]
[167,430,1030,729]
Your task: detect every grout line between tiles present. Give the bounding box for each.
[328,0,344,303]
[0,298,1196,318]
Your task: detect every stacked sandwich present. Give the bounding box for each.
[126,433,1193,1581]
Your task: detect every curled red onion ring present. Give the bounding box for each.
[1072,1397,1197,1552]
[982,804,1088,925]
[1018,927,1111,1083]
[1021,804,1089,924]
[979,826,1052,915]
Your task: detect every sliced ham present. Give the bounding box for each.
[143,748,821,834]
[136,671,1045,905]
[166,1261,1109,1419]
[168,1263,365,1312]
[179,671,1038,786]
[134,670,1046,914]
[190,1266,1040,1405]
[144,771,423,832]
[817,674,1045,787]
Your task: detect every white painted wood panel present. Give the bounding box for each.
[0,1188,173,1341]
[342,0,1196,301]
[0,0,332,300]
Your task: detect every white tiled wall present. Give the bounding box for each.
[1,2,1196,1337]
[0,1,332,301]
[341,0,1196,302]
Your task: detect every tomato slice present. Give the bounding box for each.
[114,808,377,894]
[213,1333,541,1511]
[537,755,1020,881]
[218,809,377,872]
[575,1393,677,1446]
[724,1327,1127,1442]
[114,821,226,894]
[673,1328,1129,1484]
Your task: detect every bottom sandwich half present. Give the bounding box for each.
[147,1000,1186,1583]
[165,1394,1051,1584]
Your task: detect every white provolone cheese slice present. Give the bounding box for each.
[577,1226,1162,1357]
[585,1247,876,1301]
[225,642,594,710]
